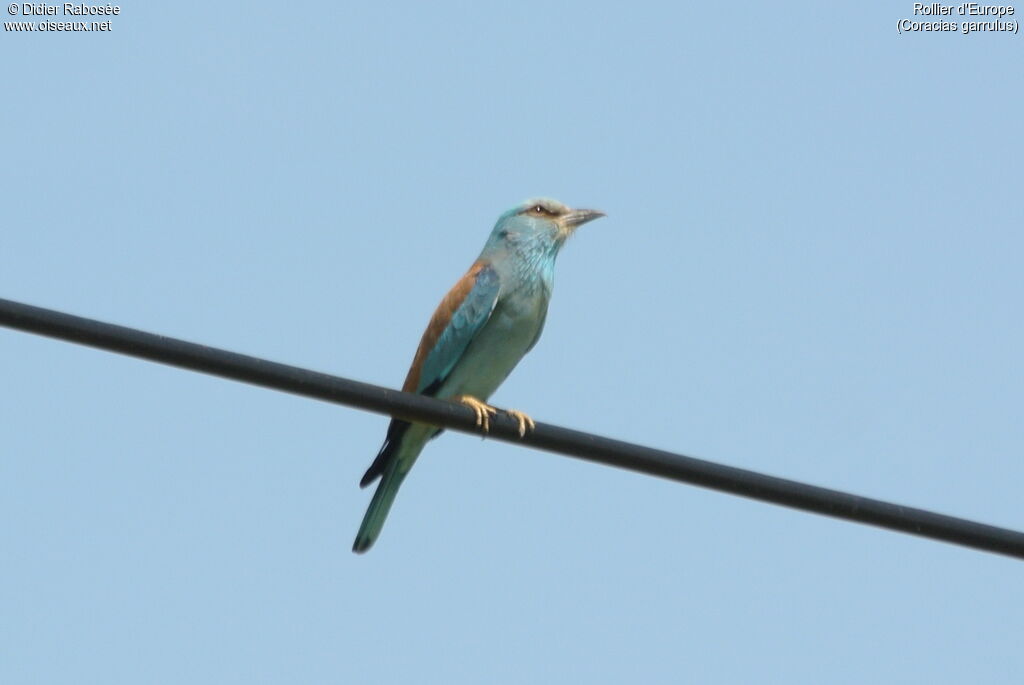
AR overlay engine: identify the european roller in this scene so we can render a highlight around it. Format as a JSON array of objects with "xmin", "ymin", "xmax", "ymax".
[{"xmin": 353, "ymin": 198, "xmax": 605, "ymax": 553}]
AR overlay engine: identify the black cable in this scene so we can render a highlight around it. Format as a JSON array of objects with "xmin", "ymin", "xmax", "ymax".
[{"xmin": 2, "ymin": 296, "xmax": 1022, "ymax": 560}]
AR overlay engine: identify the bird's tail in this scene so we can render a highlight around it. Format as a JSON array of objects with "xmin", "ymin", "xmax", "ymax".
[{"xmin": 352, "ymin": 460, "xmax": 409, "ymax": 554}]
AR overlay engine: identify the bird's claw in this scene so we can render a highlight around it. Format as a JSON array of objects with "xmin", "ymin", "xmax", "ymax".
[
  {"xmin": 504, "ymin": 409, "xmax": 536, "ymax": 438},
  {"xmin": 455, "ymin": 395, "xmax": 498, "ymax": 433},
  {"xmin": 454, "ymin": 397, "xmax": 534, "ymax": 437},
  {"xmin": 454, "ymin": 396, "xmax": 535, "ymax": 437}
]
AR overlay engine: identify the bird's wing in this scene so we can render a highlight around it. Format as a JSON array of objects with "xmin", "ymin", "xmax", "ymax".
[
  {"xmin": 359, "ymin": 260, "xmax": 500, "ymax": 489},
  {"xmin": 402, "ymin": 259, "xmax": 501, "ymax": 395}
]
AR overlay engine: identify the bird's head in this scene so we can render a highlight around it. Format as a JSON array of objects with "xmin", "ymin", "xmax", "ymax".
[{"xmin": 484, "ymin": 198, "xmax": 605, "ymax": 254}]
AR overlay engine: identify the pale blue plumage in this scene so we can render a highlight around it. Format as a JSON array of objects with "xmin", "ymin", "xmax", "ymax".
[
  {"xmin": 353, "ymin": 198, "xmax": 604, "ymax": 552},
  {"xmin": 415, "ymin": 264, "xmax": 500, "ymax": 395}
]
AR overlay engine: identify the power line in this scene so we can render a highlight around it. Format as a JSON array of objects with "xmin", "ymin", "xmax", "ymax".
[{"xmin": 2, "ymin": 295, "xmax": 1022, "ymax": 560}]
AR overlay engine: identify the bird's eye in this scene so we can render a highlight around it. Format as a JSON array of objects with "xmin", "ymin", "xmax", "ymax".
[{"xmin": 533, "ymin": 205, "xmax": 545, "ymax": 214}]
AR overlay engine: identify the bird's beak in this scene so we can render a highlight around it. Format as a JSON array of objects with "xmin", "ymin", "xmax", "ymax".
[{"xmin": 562, "ymin": 208, "xmax": 606, "ymax": 229}]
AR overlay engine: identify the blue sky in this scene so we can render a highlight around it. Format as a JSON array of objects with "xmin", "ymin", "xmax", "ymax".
[{"xmin": 2, "ymin": 2, "xmax": 1022, "ymax": 683}]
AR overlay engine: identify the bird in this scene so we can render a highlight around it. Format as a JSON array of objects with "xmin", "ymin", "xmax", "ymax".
[{"xmin": 353, "ymin": 197, "xmax": 605, "ymax": 553}]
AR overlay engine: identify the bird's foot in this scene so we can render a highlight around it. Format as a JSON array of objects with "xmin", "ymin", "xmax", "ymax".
[
  {"xmin": 454, "ymin": 395, "xmax": 498, "ymax": 433},
  {"xmin": 504, "ymin": 409, "xmax": 536, "ymax": 438}
]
